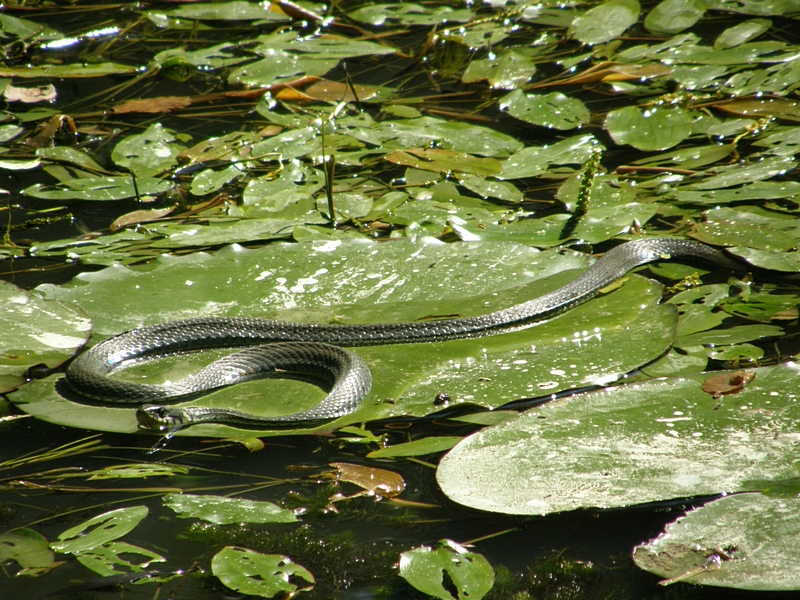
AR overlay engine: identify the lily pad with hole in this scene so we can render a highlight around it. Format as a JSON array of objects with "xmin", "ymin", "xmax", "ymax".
[
  {"xmin": 399, "ymin": 539, "xmax": 494, "ymax": 600},
  {"xmin": 51, "ymin": 506, "xmax": 149, "ymax": 555},
  {"xmin": 212, "ymin": 547, "xmax": 314, "ymax": 598}
]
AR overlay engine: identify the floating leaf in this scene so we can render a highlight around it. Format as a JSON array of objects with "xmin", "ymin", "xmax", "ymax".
[
  {"xmin": 86, "ymin": 463, "xmax": 189, "ymax": 480},
  {"xmin": 399, "ymin": 539, "xmax": 494, "ymax": 600},
  {"xmin": 16, "ymin": 240, "xmax": 687, "ymax": 436},
  {"xmin": 0, "ymin": 529, "xmax": 54, "ymax": 575},
  {"xmin": 673, "ymin": 181, "xmax": 800, "ymax": 204},
  {"xmin": 437, "ymin": 362, "xmax": 800, "ymax": 515},
  {"xmin": 0, "ymin": 280, "xmax": 90, "ymax": 394},
  {"xmin": 74, "ymin": 541, "xmax": 165, "ymax": 577},
  {"xmin": 714, "ymin": 19, "xmax": 772, "ymax": 49},
  {"xmin": 23, "ymin": 176, "xmax": 173, "ymax": 201},
  {"xmin": 111, "ymin": 123, "xmax": 186, "ymax": 177},
  {"xmin": 714, "ymin": 98, "xmax": 800, "ymax": 122},
  {"xmin": 605, "ymin": 107, "xmax": 693, "ymax": 151},
  {"xmin": 385, "ymin": 148, "xmax": 502, "ymax": 176},
  {"xmin": 568, "ymin": 0, "xmax": 641, "ymax": 45},
  {"xmin": 163, "ymin": 493, "xmax": 298, "ymax": 524},
  {"xmin": 499, "ymin": 90, "xmax": 590, "ymax": 130},
  {"xmin": 0, "ymin": 63, "xmax": 137, "ymax": 78},
  {"xmin": 462, "ymin": 51, "xmax": 537, "ymax": 89},
  {"xmin": 190, "ymin": 163, "xmax": 247, "ymax": 196},
  {"xmin": 634, "ymin": 493, "xmax": 800, "ymax": 590},
  {"xmin": 645, "ymin": 0, "xmax": 706, "ymax": 34},
  {"xmin": 51, "ymin": 506, "xmax": 149, "ymax": 554},
  {"xmin": 349, "ymin": 3, "xmax": 473, "ymax": 26},
  {"xmin": 498, "ymin": 134, "xmax": 601, "ymax": 179},
  {"xmin": 157, "ymin": 1, "xmax": 288, "ymax": 20},
  {"xmin": 212, "ymin": 547, "xmax": 314, "ymax": 598},
  {"xmin": 689, "ymin": 156, "xmax": 798, "ymax": 190},
  {"xmin": 367, "ymin": 437, "xmax": 462, "ymax": 458}
]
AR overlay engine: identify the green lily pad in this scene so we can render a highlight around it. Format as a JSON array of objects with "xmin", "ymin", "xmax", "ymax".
[
  {"xmin": 163, "ymin": 493, "xmax": 298, "ymax": 524},
  {"xmin": 212, "ymin": 547, "xmax": 314, "ymax": 598},
  {"xmin": 22, "ymin": 176, "xmax": 173, "ymax": 201},
  {"xmin": 0, "ymin": 124, "xmax": 24, "ymax": 143},
  {"xmin": 634, "ymin": 493, "xmax": 800, "ymax": 590},
  {"xmin": 437, "ymin": 361, "xmax": 800, "ymax": 515},
  {"xmin": 459, "ymin": 176, "xmax": 523, "ymax": 202},
  {"xmin": 158, "ymin": 1, "xmax": 289, "ymax": 20},
  {"xmin": 644, "ymin": 0, "xmax": 706, "ymax": 34},
  {"xmin": 367, "ymin": 436, "xmax": 462, "ymax": 459},
  {"xmin": 673, "ymin": 181, "xmax": 800, "ymax": 204},
  {"xmin": 190, "ymin": 163, "xmax": 247, "ymax": 196},
  {"xmin": 12, "ymin": 238, "xmax": 691, "ymax": 436},
  {"xmin": 605, "ymin": 107, "xmax": 693, "ymax": 151},
  {"xmin": 714, "ymin": 19, "xmax": 772, "ymax": 49},
  {"xmin": 111, "ymin": 123, "xmax": 187, "ymax": 178},
  {"xmin": 345, "ymin": 116, "xmax": 523, "ymax": 158},
  {"xmin": 74, "ymin": 541, "xmax": 165, "ymax": 577},
  {"xmin": 399, "ymin": 539, "xmax": 494, "ymax": 600},
  {"xmin": 349, "ymin": 3, "xmax": 473, "ymax": 26},
  {"xmin": 462, "ymin": 51, "xmax": 537, "ymax": 89},
  {"xmin": 84, "ymin": 463, "xmax": 189, "ymax": 480},
  {"xmin": 688, "ymin": 156, "xmax": 797, "ymax": 190},
  {"xmin": 498, "ymin": 134, "xmax": 601, "ymax": 180},
  {"xmin": 499, "ymin": 90, "xmax": 590, "ymax": 130},
  {"xmin": 0, "ymin": 63, "xmax": 137, "ymax": 78},
  {"xmin": 0, "ymin": 280, "xmax": 90, "ymax": 394},
  {"xmin": 689, "ymin": 219, "xmax": 796, "ymax": 251},
  {"xmin": 0, "ymin": 529, "xmax": 54, "ymax": 575},
  {"xmin": 51, "ymin": 506, "xmax": 149, "ymax": 554},
  {"xmin": 568, "ymin": 0, "xmax": 641, "ymax": 45}
]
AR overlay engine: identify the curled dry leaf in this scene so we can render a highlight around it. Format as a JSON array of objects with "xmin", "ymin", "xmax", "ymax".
[
  {"xmin": 112, "ymin": 96, "xmax": 193, "ymax": 114},
  {"xmin": 329, "ymin": 462, "xmax": 405, "ymax": 498},
  {"xmin": 530, "ymin": 61, "xmax": 673, "ymax": 88},
  {"xmin": 701, "ymin": 371, "xmax": 756, "ymax": 399}
]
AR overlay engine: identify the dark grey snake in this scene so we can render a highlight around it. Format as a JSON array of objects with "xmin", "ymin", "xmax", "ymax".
[{"xmin": 65, "ymin": 238, "xmax": 741, "ymax": 433}]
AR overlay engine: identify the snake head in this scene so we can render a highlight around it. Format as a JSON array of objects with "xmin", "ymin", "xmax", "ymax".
[{"xmin": 136, "ymin": 404, "xmax": 186, "ymax": 433}]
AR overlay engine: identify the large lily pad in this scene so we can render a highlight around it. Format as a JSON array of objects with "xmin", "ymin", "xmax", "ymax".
[
  {"xmin": 437, "ymin": 361, "xmax": 800, "ymax": 515},
  {"xmin": 634, "ymin": 493, "xmax": 800, "ymax": 590},
  {"xmin": 0, "ymin": 280, "xmax": 90, "ymax": 394},
  {"xmin": 11, "ymin": 238, "xmax": 691, "ymax": 436}
]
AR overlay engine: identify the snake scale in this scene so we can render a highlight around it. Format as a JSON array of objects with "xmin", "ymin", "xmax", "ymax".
[{"xmin": 65, "ymin": 238, "xmax": 742, "ymax": 433}]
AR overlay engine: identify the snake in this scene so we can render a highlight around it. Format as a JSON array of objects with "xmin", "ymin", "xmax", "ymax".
[{"xmin": 65, "ymin": 238, "xmax": 742, "ymax": 433}]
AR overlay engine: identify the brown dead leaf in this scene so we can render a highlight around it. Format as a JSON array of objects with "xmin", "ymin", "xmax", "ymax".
[
  {"xmin": 701, "ymin": 371, "xmax": 756, "ymax": 399},
  {"xmin": 110, "ymin": 206, "xmax": 175, "ymax": 232},
  {"xmin": 303, "ymin": 80, "xmax": 383, "ymax": 102},
  {"xmin": 712, "ymin": 98, "xmax": 800, "ymax": 122},
  {"xmin": 530, "ymin": 62, "xmax": 673, "ymax": 89},
  {"xmin": 273, "ymin": 0, "xmax": 324, "ymax": 21},
  {"xmin": 273, "ymin": 87, "xmax": 316, "ymax": 103},
  {"xmin": 112, "ymin": 96, "xmax": 193, "ymax": 114},
  {"xmin": 330, "ymin": 462, "xmax": 405, "ymax": 498}
]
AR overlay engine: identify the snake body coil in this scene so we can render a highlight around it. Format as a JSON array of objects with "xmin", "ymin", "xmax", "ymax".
[{"xmin": 65, "ymin": 238, "xmax": 741, "ymax": 432}]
